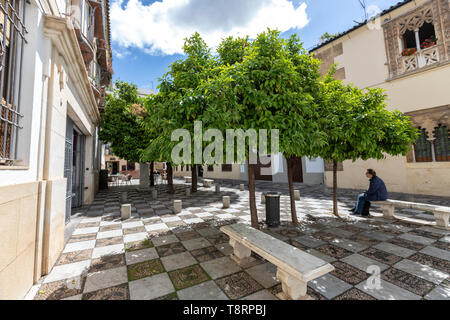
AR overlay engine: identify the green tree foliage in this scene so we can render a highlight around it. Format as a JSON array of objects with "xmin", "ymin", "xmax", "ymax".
[{"xmin": 316, "ymin": 67, "xmax": 419, "ymax": 216}]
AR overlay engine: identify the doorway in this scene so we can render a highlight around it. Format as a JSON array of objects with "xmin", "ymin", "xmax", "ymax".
[{"xmin": 254, "ymin": 156, "xmax": 272, "ymax": 181}]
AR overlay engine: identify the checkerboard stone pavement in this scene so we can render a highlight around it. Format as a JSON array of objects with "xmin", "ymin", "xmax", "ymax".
[{"xmin": 27, "ymin": 179, "xmax": 450, "ymax": 300}]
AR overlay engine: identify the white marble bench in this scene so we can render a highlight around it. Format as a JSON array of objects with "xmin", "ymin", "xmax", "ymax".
[
  {"xmin": 184, "ymin": 176, "xmax": 192, "ymax": 183},
  {"xmin": 202, "ymin": 179, "xmax": 214, "ymax": 188},
  {"xmin": 372, "ymin": 200, "xmax": 450, "ymax": 230},
  {"xmin": 220, "ymin": 223, "xmax": 334, "ymax": 300}
]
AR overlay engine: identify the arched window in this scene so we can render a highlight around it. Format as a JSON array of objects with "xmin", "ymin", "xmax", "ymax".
[
  {"xmin": 414, "ymin": 128, "xmax": 433, "ymax": 162},
  {"xmin": 419, "ymin": 22, "xmax": 437, "ymax": 49},
  {"xmin": 434, "ymin": 125, "xmax": 450, "ymax": 162}
]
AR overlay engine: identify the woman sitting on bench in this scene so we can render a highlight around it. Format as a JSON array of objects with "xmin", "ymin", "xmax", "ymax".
[{"xmin": 350, "ymin": 169, "xmax": 388, "ymax": 216}]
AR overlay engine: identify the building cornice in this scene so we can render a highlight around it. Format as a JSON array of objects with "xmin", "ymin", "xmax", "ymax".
[{"xmin": 43, "ymin": 15, "xmax": 100, "ymax": 124}]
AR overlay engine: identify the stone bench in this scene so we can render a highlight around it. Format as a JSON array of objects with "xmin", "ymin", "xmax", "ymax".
[
  {"xmin": 202, "ymin": 179, "xmax": 214, "ymax": 188},
  {"xmin": 220, "ymin": 223, "xmax": 334, "ymax": 300},
  {"xmin": 184, "ymin": 176, "xmax": 192, "ymax": 183},
  {"xmin": 372, "ymin": 200, "xmax": 450, "ymax": 230}
]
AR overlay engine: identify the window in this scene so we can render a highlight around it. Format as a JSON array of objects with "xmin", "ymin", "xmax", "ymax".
[
  {"xmin": 434, "ymin": 125, "xmax": 450, "ymax": 162},
  {"xmin": 403, "ymin": 30, "xmax": 416, "ymax": 49},
  {"xmin": 0, "ymin": 0, "xmax": 26, "ymax": 164},
  {"xmin": 207, "ymin": 165, "xmax": 214, "ymax": 172},
  {"xmin": 418, "ymin": 22, "xmax": 436, "ymax": 48},
  {"xmin": 414, "ymin": 129, "xmax": 433, "ymax": 162},
  {"xmin": 221, "ymin": 164, "xmax": 232, "ymax": 172},
  {"xmin": 181, "ymin": 165, "xmax": 184, "ymax": 171},
  {"xmin": 402, "ymin": 22, "xmax": 436, "ymax": 53},
  {"xmin": 121, "ymin": 165, "xmax": 126, "ymax": 171},
  {"xmin": 127, "ymin": 162, "xmax": 135, "ymax": 171}
]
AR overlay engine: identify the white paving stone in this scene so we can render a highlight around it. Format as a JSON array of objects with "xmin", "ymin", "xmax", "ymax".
[
  {"xmin": 394, "ymin": 259, "xmax": 448, "ymax": 285},
  {"xmin": 145, "ymin": 223, "xmax": 169, "ymax": 232},
  {"xmin": 161, "ymin": 216, "xmax": 182, "ymax": 223},
  {"xmin": 92, "ymin": 244, "xmax": 124, "ymax": 259},
  {"xmin": 72, "ymin": 227, "xmax": 99, "ymax": 235},
  {"xmin": 373, "ymin": 242, "xmax": 415, "ymax": 258},
  {"xmin": 177, "ymin": 281, "xmax": 229, "ymax": 300},
  {"xmin": 356, "ymin": 280, "xmax": 421, "ymax": 300},
  {"xmin": 124, "ymin": 232, "xmax": 148, "ymax": 244},
  {"xmin": 152, "ymin": 234, "xmax": 179, "ymax": 247},
  {"xmin": 398, "ymin": 233, "xmax": 435, "ymax": 245},
  {"xmin": 43, "ymin": 260, "xmax": 91, "ymax": 283},
  {"xmin": 425, "ymin": 285, "xmax": 450, "ymax": 300},
  {"xmin": 97, "ymin": 229, "xmax": 123, "ymax": 239},
  {"xmin": 341, "ymin": 254, "xmax": 389, "ymax": 272},
  {"xmin": 63, "ymin": 240, "xmax": 96, "ymax": 253},
  {"xmin": 122, "ymin": 221, "xmax": 144, "ymax": 229},
  {"xmin": 420, "ymin": 246, "xmax": 450, "ymax": 262},
  {"xmin": 129, "ymin": 273, "xmax": 175, "ymax": 300}
]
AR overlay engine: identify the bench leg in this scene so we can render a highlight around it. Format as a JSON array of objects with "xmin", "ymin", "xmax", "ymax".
[
  {"xmin": 276, "ymin": 269, "xmax": 310, "ymax": 300},
  {"xmin": 229, "ymin": 239, "xmax": 254, "ymax": 267},
  {"xmin": 434, "ymin": 212, "xmax": 449, "ymax": 230},
  {"xmin": 381, "ymin": 204, "xmax": 395, "ymax": 219}
]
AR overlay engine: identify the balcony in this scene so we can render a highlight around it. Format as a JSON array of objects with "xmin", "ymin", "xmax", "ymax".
[
  {"xmin": 88, "ymin": 60, "xmax": 101, "ymax": 92},
  {"xmin": 400, "ymin": 44, "xmax": 441, "ymax": 73}
]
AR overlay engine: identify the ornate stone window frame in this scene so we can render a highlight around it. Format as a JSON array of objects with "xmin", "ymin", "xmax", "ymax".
[{"xmin": 383, "ymin": 0, "xmax": 449, "ymax": 79}]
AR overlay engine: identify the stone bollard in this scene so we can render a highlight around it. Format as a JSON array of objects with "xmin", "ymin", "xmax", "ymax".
[
  {"xmin": 174, "ymin": 200, "xmax": 182, "ymax": 214},
  {"xmin": 240, "ymin": 184, "xmax": 245, "ymax": 191},
  {"xmin": 121, "ymin": 192, "xmax": 127, "ymax": 202},
  {"xmin": 121, "ymin": 204, "xmax": 131, "ymax": 220},
  {"xmin": 261, "ymin": 194, "xmax": 265, "ymax": 204},
  {"xmin": 223, "ymin": 196, "xmax": 230, "ymax": 209},
  {"xmin": 294, "ymin": 190, "xmax": 301, "ymax": 201},
  {"xmin": 152, "ymin": 190, "xmax": 157, "ymax": 200},
  {"xmin": 186, "ymin": 188, "xmax": 191, "ymax": 197},
  {"xmin": 215, "ymin": 184, "xmax": 220, "ymax": 193}
]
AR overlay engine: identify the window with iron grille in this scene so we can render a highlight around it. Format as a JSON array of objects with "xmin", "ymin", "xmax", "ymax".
[
  {"xmin": 0, "ymin": 0, "xmax": 27, "ymax": 165},
  {"xmin": 434, "ymin": 125, "xmax": 450, "ymax": 162},
  {"xmin": 414, "ymin": 128, "xmax": 433, "ymax": 162},
  {"xmin": 221, "ymin": 164, "xmax": 232, "ymax": 172}
]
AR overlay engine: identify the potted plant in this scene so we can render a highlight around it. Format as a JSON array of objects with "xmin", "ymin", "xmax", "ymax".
[
  {"xmin": 401, "ymin": 48, "xmax": 417, "ymax": 56},
  {"xmin": 421, "ymin": 37, "xmax": 437, "ymax": 49}
]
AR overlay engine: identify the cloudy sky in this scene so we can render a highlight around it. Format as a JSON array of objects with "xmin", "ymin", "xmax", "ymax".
[{"xmin": 111, "ymin": 0, "xmax": 401, "ymax": 89}]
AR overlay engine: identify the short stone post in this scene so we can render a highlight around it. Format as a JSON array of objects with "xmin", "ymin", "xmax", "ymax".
[
  {"xmin": 240, "ymin": 184, "xmax": 245, "ymax": 191},
  {"xmin": 121, "ymin": 204, "xmax": 131, "ymax": 220},
  {"xmin": 185, "ymin": 188, "xmax": 191, "ymax": 197},
  {"xmin": 223, "ymin": 196, "xmax": 230, "ymax": 209},
  {"xmin": 215, "ymin": 184, "xmax": 220, "ymax": 193},
  {"xmin": 294, "ymin": 190, "xmax": 300, "ymax": 201},
  {"xmin": 174, "ymin": 200, "xmax": 182, "ymax": 214},
  {"xmin": 152, "ymin": 189, "xmax": 157, "ymax": 200},
  {"xmin": 121, "ymin": 192, "xmax": 127, "ymax": 202},
  {"xmin": 261, "ymin": 194, "xmax": 265, "ymax": 204}
]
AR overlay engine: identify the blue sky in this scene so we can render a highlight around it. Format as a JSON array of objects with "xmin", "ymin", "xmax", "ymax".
[{"xmin": 111, "ymin": 0, "xmax": 402, "ymax": 90}]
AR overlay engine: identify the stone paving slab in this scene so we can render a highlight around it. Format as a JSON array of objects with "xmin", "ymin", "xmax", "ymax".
[{"xmin": 31, "ymin": 180, "xmax": 450, "ymax": 300}]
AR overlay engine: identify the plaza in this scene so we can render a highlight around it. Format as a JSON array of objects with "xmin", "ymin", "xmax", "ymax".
[{"xmin": 27, "ymin": 179, "xmax": 450, "ymax": 300}]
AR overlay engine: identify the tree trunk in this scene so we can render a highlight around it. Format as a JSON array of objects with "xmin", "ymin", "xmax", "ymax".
[
  {"xmin": 248, "ymin": 164, "xmax": 259, "ymax": 230},
  {"xmin": 333, "ymin": 160, "xmax": 339, "ymax": 217},
  {"xmin": 167, "ymin": 162, "xmax": 174, "ymax": 194},
  {"xmin": 150, "ymin": 161, "xmax": 155, "ymax": 187},
  {"xmin": 286, "ymin": 156, "xmax": 299, "ymax": 225},
  {"xmin": 191, "ymin": 164, "xmax": 198, "ymax": 193}
]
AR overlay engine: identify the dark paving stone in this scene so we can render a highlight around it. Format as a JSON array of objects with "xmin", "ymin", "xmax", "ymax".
[
  {"xmin": 333, "ymin": 288, "xmax": 376, "ymax": 300},
  {"xmin": 154, "ymin": 292, "xmax": 179, "ymax": 300},
  {"xmin": 284, "ymin": 239, "xmax": 308, "ymax": 251},
  {"xmin": 190, "ymin": 246, "xmax": 224, "ymax": 263},
  {"xmin": 409, "ymin": 229, "xmax": 443, "ymax": 240},
  {"xmin": 34, "ymin": 278, "xmax": 86, "ymax": 300},
  {"xmin": 176, "ymin": 230, "xmax": 202, "ymax": 241},
  {"xmin": 215, "ymin": 271, "xmax": 263, "ymax": 299},
  {"xmin": 388, "ymin": 238, "xmax": 425, "ymax": 251},
  {"xmin": 272, "ymin": 228, "xmax": 305, "ymax": 238},
  {"xmin": 432, "ymin": 241, "xmax": 450, "ymax": 251},
  {"xmin": 56, "ymin": 249, "xmax": 92, "ymax": 266},
  {"xmin": 312, "ymin": 231, "xmax": 338, "ymax": 242},
  {"xmin": 409, "ymin": 253, "xmax": 450, "ymax": 274},
  {"xmin": 123, "ymin": 226, "xmax": 146, "ymax": 235},
  {"xmin": 77, "ymin": 222, "xmax": 100, "ymax": 228},
  {"xmin": 82, "ymin": 283, "xmax": 129, "ymax": 300},
  {"xmin": 96, "ymin": 236, "xmax": 123, "ymax": 248},
  {"xmin": 316, "ymin": 244, "xmax": 353, "ymax": 259},
  {"xmin": 127, "ymin": 259, "xmax": 165, "ymax": 281},
  {"xmin": 338, "ymin": 224, "xmax": 366, "ymax": 234},
  {"xmin": 68, "ymin": 233, "xmax": 97, "ymax": 243},
  {"xmin": 168, "ymin": 265, "xmax": 210, "ymax": 290},
  {"xmin": 205, "ymin": 233, "xmax": 230, "ymax": 245},
  {"xmin": 89, "ymin": 254, "xmax": 126, "ymax": 273},
  {"xmin": 156, "ymin": 242, "xmax": 186, "ymax": 257},
  {"xmin": 124, "ymin": 239, "xmax": 154, "ymax": 252},
  {"xmin": 331, "ymin": 261, "xmax": 369, "ymax": 285},
  {"xmin": 381, "ymin": 268, "xmax": 435, "ymax": 296},
  {"xmin": 392, "ymin": 221, "xmax": 422, "ymax": 229},
  {"xmin": 347, "ymin": 234, "xmax": 381, "ymax": 247},
  {"xmin": 360, "ymin": 247, "xmax": 403, "ymax": 265},
  {"xmin": 99, "ymin": 224, "xmax": 122, "ymax": 232}
]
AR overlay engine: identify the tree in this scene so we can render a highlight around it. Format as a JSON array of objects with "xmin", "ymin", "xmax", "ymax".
[
  {"xmin": 99, "ymin": 81, "xmax": 155, "ymax": 187},
  {"xmin": 319, "ymin": 32, "xmax": 338, "ymax": 44},
  {"xmin": 315, "ymin": 67, "xmax": 418, "ymax": 216}
]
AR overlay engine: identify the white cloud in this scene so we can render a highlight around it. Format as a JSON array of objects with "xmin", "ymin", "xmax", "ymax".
[{"xmin": 111, "ymin": 0, "xmax": 309, "ymax": 55}]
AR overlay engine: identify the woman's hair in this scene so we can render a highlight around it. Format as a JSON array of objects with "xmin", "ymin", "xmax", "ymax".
[{"xmin": 367, "ymin": 169, "xmax": 376, "ymax": 176}]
